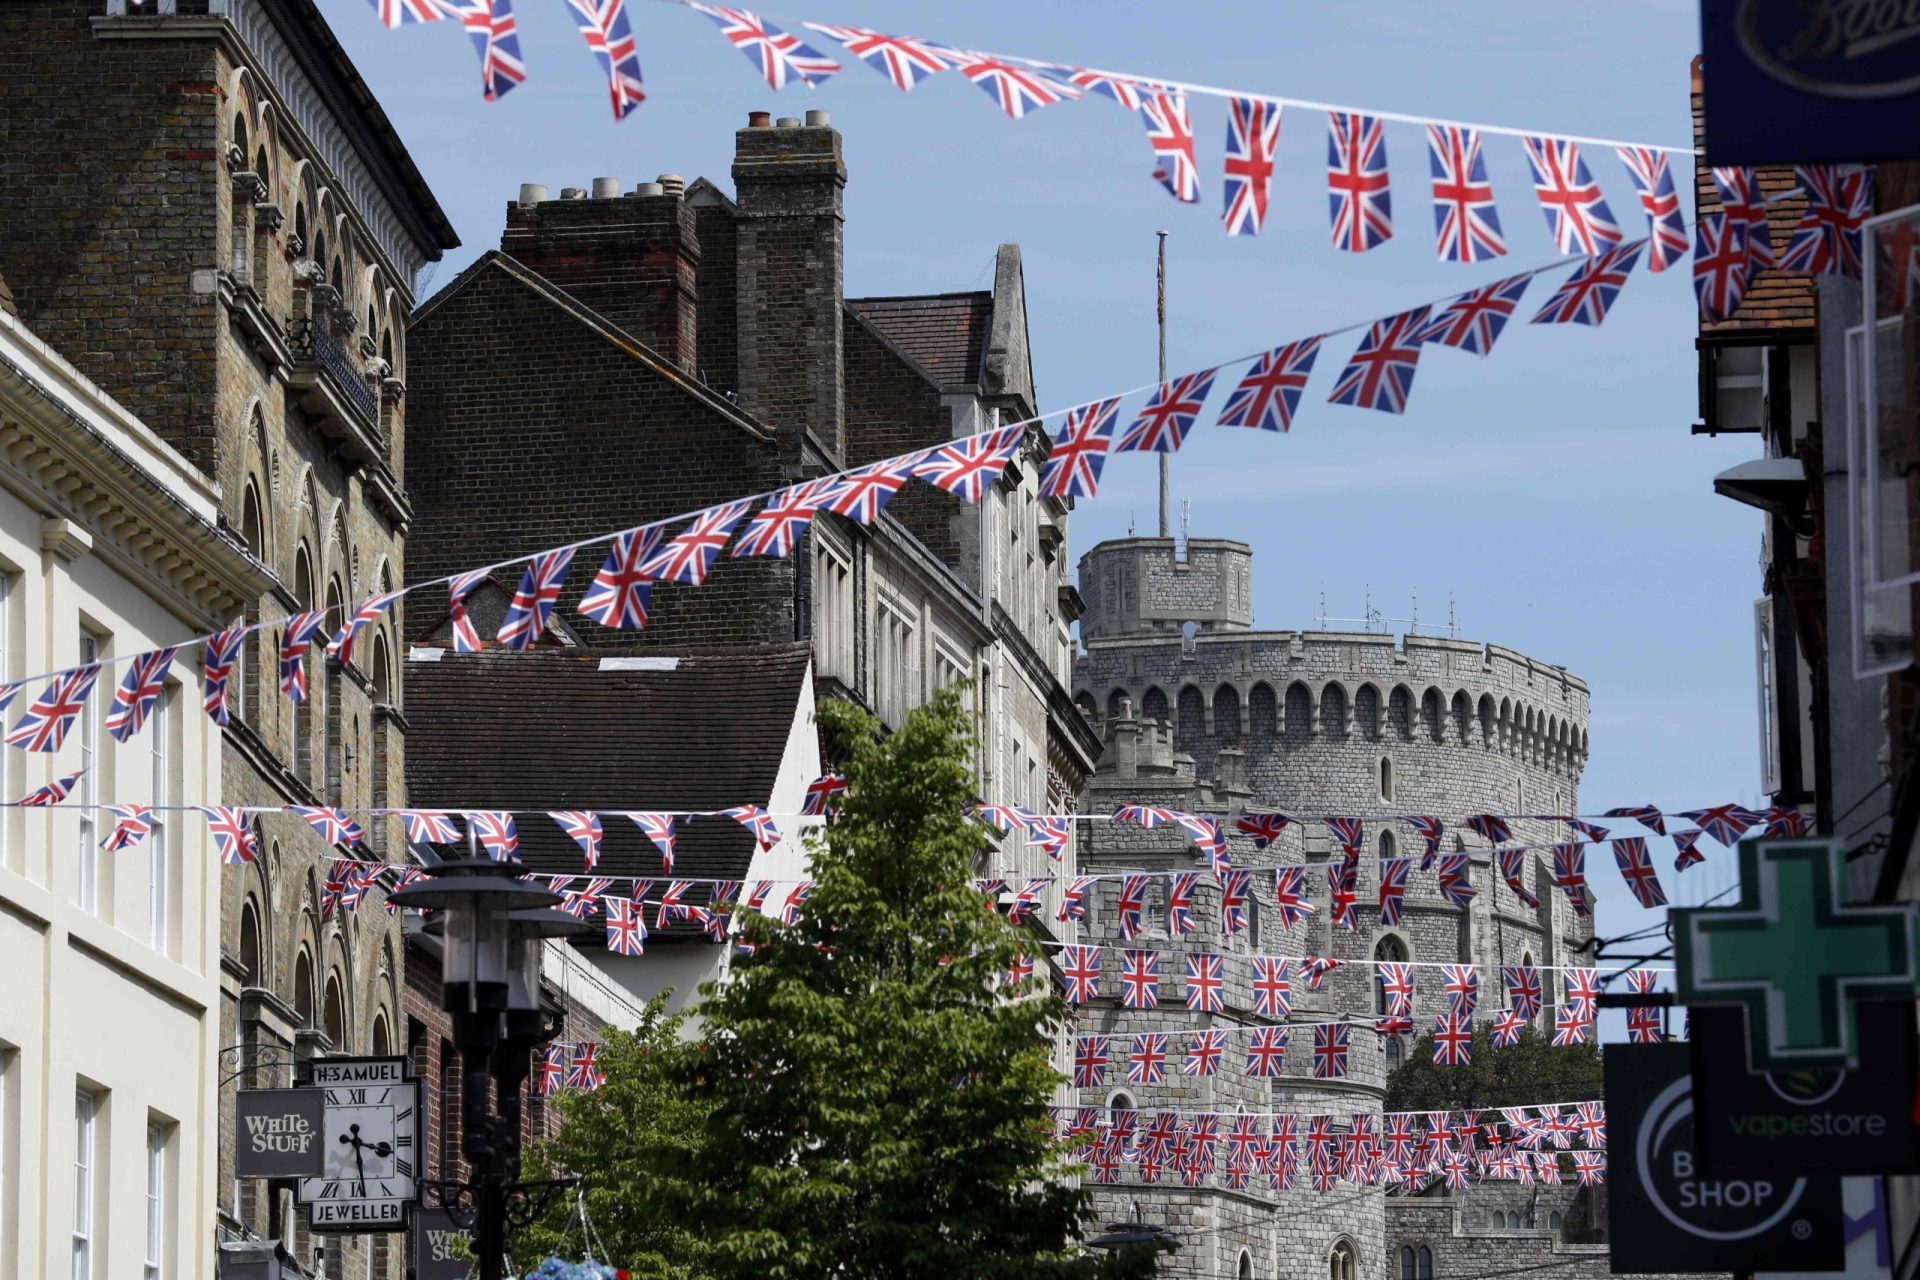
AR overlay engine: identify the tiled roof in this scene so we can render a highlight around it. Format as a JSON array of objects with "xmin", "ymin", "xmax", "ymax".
[
  {"xmin": 403, "ymin": 645, "xmax": 811, "ymax": 932},
  {"xmin": 1691, "ymin": 67, "xmax": 1816, "ymax": 336},
  {"xmin": 848, "ymin": 291, "xmax": 992, "ymax": 385}
]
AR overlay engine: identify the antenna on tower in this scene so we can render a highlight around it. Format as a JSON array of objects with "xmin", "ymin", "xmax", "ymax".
[
  {"xmin": 1127, "ymin": 510, "xmax": 1136, "ymax": 537},
  {"xmin": 1410, "ymin": 590, "xmax": 1419, "ymax": 636},
  {"xmin": 1449, "ymin": 592, "xmax": 1459, "ymax": 639},
  {"xmin": 1178, "ymin": 497, "xmax": 1191, "ymax": 558},
  {"xmin": 1316, "ymin": 586, "xmax": 1326, "ymax": 631}
]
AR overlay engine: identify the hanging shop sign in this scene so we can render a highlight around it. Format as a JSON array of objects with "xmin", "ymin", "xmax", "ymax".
[
  {"xmin": 295, "ymin": 1056, "xmax": 422, "ymax": 1233},
  {"xmin": 234, "ymin": 1088, "xmax": 327, "ymax": 1179},
  {"xmin": 413, "ymin": 1207, "xmax": 473, "ymax": 1280}
]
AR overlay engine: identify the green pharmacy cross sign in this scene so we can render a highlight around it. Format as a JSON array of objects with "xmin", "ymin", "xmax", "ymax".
[{"xmin": 1674, "ymin": 839, "xmax": 1920, "ymax": 1071}]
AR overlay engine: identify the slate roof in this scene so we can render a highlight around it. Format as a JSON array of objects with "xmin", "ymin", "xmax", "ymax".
[
  {"xmin": 404, "ymin": 644, "xmax": 811, "ymax": 935},
  {"xmin": 848, "ymin": 291, "xmax": 993, "ymax": 385}
]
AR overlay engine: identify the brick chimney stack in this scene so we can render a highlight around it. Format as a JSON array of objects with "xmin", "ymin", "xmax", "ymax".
[
  {"xmin": 731, "ymin": 109, "xmax": 846, "ymax": 457},
  {"xmin": 500, "ymin": 178, "xmax": 701, "ymax": 374}
]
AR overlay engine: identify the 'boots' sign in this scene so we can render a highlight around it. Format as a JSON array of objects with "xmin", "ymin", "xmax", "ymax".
[{"xmin": 234, "ymin": 1088, "xmax": 326, "ymax": 1178}]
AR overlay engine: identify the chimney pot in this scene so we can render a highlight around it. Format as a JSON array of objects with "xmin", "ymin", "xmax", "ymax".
[
  {"xmin": 747, "ymin": 110, "xmax": 771, "ymax": 127},
  {"xmin": 590, "ymin": 176, "xmax": 621, "ymax": 199},
  {"xmin": 518, "ymin": 183, "xmax": 549, "ymax": 206},
  {"xmin": 775, "ymin": 116, "xmax": 801, "ymax": 128},
  {"xmin": 632, "ymin": 181, "xmax": 664, "ymax": 197},
  {"xmin": 657, "ymin": 173, "xmax": 685, "ymax": 197},
  {"xmin": 560, "ymin": 187, "xmax": 586, "ymax": 200},
  {"xmin": 804, "ymin": 109, "xmax": 831, "ymax": 127}
]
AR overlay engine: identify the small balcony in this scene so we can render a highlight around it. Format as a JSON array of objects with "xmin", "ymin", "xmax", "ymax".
[{"xmin": 288, "ymin": 287, "xmax": 385, "ymax": 464}]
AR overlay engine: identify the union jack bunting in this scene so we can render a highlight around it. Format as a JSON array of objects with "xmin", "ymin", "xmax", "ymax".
[
  {"xmin": 818, "ymin": 460, "xmax": 913, "ymax": 526},
  {"xmin": 778, "ymin": 881, "xmax": 812, "ymax": 925},
  {"xmin": 1271, "ymin": 865, "xmax": 1313, "ymax": 929},
  {"xmin": 549, "ymin": 810, "xmax": 604, "ymax": 869},
  {"xmin": 1576, "ymin": 1100, "xmax": 1607, "ymax": 1146},
  {"xmin": 103, "ymin": 647, "xmax": 178, "ymax": 744},
  {"xmin": 1780, "ymin": 165, "xmax": 1873, "ymax": 277},
  {"xmin": 1220, "ymin": 868, "xmax": 1252, "ymax": 933},
  {"xmin": 327, "ymin": 591, "xmax": 403, "ymax": 666},
  {"xmin": 1550, "ymin": 843, "xmax": 1589, "ymax": 916},
  {"xmin": 1502, "ymin": 962, "xmax": 1542, "ymax": 1019},
  {"xmin": 1415, "ymin": 274, "xmax": 1532, "ymax": 357},
  {"xmin": 1615, "ymin": 147, "xmax": 1688, "ymax": 271},
  {"xmin": 1523, "ymin": 136, "xmax": 1622, "ymax": 256},
  {"xmin": 1672, "ymin": 828, "xmax": 1706, "ymax": 871},
  {"xmin": 538, "ymin": 1043, "xmax": 569, "ymax": 1095},
  {"xmin": 1057, "ymin": 876, "xmax": 1093, "ymax": 922},
  {"xmin": 1327, "ymin": 112, "xmax": 1392, "ymax": 252},
  {"xmin": 1120, "ymin": 948, "xmax": 1160, "ymax": 1008},
  {"xmin": 1611, "ymin": 837, "xmax": 1668, "ymax": 908},
  {"xmin": 605, "ymin": 896, "xmax": 647, "ymax": 955},
  {"xmin": 1552, "ymin": 1005, "xmax": 1591, "ymax": 1046},
  {"xmin": 1176, "ymin": 814, "xmax": 1228, "ymax": 874},
  {"xmin": 1312, "ymin": 1024, "xmax": 1351, "ymax": 1079},
  {"xmin": 1711, "ymin": 166, "xmax": 1777, "ymax": 275},
  {"xmin": 322, "ymin": 859, "xmax": 373, "ymax": 917},
  {"xmin": 911, "ymin": 424, "xmax": 1024, "ymax": 503},
  {"xmin": 438, "ymin": 0, "xmax": 526, "ymax": 101},
  {"xmin": 1627, "ymin": 1006, "xmax": 1663, "ymax": 1045},
  {"xmin": 1442, "ymin": 963, "xmax": 1479, "ymax": 1017},
  {"xmin": 1324, "ymin": 816, "xmax": 1365, "ymax": 860},
  {"xmin": 800, "ymin": 24, "xmax": 950, "ymax": 90},
  {"xmin": 6, "ymin": 665, "xmax": 102, "ymax": 753},
  {"xmin": 1115, "ymin": 369, "xmax": 1220, "ymax": 454},
  {"xmin": 1061, "ymin": 944, "xmax": 1101, "ymax": 1003},
  {"xmin": 1534, "ymin": 240, "xmax": 1645, "ymax": 326},
  {"xmin": 1252, "ymin": 956, "xmax": 1292, "ymax": 1018},
  {"xmin": 1328, "ymin": 307, "xmax": 1429, "ymax": 414},
  {"xmin": 101, "ymin": 803, "xmax": 153, "ymax": 852},
  {"xmin": 721, "ymin": 803, "xmax": 780, "ymax": 851},
  {"xmin": 1379, "ymin": 961, "xmax": 1415, "ymax": 1015},
  {"xmin": 1497, "ymin": 847, "xmax": 1541, "ymax": 908},
  {"xmin": 946, "ymin": 52, "xmax": 1080, "ymax": 119},
  {"xmin": 975, "ymin": 803, "xmax": 1031, "ymax": 834},
  {"xmin": 1758, "ymin": 804, "xmax": 1809, "ymax": 837},
  {"xmin": 1465, "ymin": 813, "xmax": 1513, "ymax": 845},
  {"xmin": 446, "ymin": 569, "xmax": 490, "ymax": 653},
  {"xmin": 1183, "ymin": 1029, "xmax": 1226, "ymax": 1078},
  {"xmin": 18, "ymin": 769, "xmax": 83, "ymax": 807},
  {"xmin": 1185, "ymin": 952, "xmax": 1225, "ymax": 1013},
  {"xmin": 1222, "ymin": 97, "xmax": 1282, "ymax": 236},
  {"xmin": 1563, "ymin": 968, "xmax": 1600, "ymax": 1019},
  {"xmin": 467, "ymin": 811, "xmax": 520, "ymax": 860},
  {"xmin": 1489, "ymin": 1008, "xmax": 1524, "ymax": 1049},
  {"xmin": 1035, "ymin": 64, "xmax": 1162, "ymax": 110},
  {"xmin": 1405, "ymin": 815, "xmax": 1446, "ymax": 866},
  {"xmin": 202, "ymin": 806, "xmax": 259, "ymax": 864},
  {"xmin": 1432, "ymin": 1007, "xmax": 1474, "ymax": 1065},
  {"xmin": 1378, "ymin": 856, "xmax": 1411, "ymax": 925},
  {"xmin": 275, "ymin": 612, "xmax": 327, "ymax": 702},
  {"xmin": 290, "ymin": 806, "xmax": 366, "ymax": 849},
  {"xmin": 1566, "ymin": 818, "xmax": 1611, "ymax": 844},
  {"xmin": 1127, "ymin": 1032, "xmax": 1168, "ymax": 1085},
  {"xmin": 687, "ymin": 5, "xmax": 838, "ymax": 89},
  {"xmin": 801, "ymin": 772, "xmax": 848, "ymax": 817},
  {"xmin": 651, "ymin": 879, "xmax": 696, "ymax": 926},
  {"xmin": 564, "ymin": 0, "xmax": 646, "ymax": 119},
  {"xmin": 1218, "ymin": 337, "xmax": 1321, "ymax": 433},
  {"xmin": 578, "ymin": 527, "xmax": 663, "ymax": 629},
  {"xmin": 369, "ymin": 0, "xmax": 440, "ymax": 28},
  {"xmin": 1039, "ymin": 398, "xmax": 1123, "ymax": 499},
  {"xmin": 1004, "ymin": 952, "xmax": 1034, "ymax": 987},
  {"xmin": 1677, "ymin": 803, "xmax": 1759, "ymax": 847},
  {"xmin": 1300, "ymin": 956, "xmax": 1343, "ymax": 990},
  {"xmin": 497, "ymin": 549, "xmax": 576, "ymax": 650},
  {"xmin": 1006, "ymin": 877, "xmax": 1046, "ymax": 925},
  {"xmin": 1436, "ymin": 853, "xmax": 1475, "ymax": 906},
  {"xmin": 1426, "ymin": 125, "xmax": 1506, "ymax": 262},
  {"xmin": 567, "ymin": 1040, "xmax": 605, "ymax": 1090},
  {"xmin": 639, "ymin": 501, "xmax": 750, "ymax": 585},
  {"xmin": 1571, "ymin": 1151, "xmax": 1605, "ymax": 1186},
  {"xmin": 1115, "ymin": 874, "xmax": 1149, "ymax": 940},
  {"xmin": 1604, "ymin": 804, "xmax": 1667, "ymax": 835},
  {"xmin": 201, "ymin": 629, "xmax": 245, "ymax": 726},
  {"xmin": 1327, "ymin": 858, "xmax": 1359, "ymax": 930},
  {"xmin": 734, "ymin": 479, "xmax": 829, "ymax": 559},
  {"xmin": 403, "ymin": 810, "xmax": 463, "ymax": 845},
  {"xmin": 1139, "ymin": 91, "xmax": 1199, "ymax": 204},
  {"xmin": 1233, "ymin": 811, "xmax": 1291, "ymax": 849}
]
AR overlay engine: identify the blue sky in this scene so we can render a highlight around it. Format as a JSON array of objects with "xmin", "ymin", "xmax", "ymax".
[{"xmin": 326, "ymin": 0, "xmax": 1757, "ymax": 960}]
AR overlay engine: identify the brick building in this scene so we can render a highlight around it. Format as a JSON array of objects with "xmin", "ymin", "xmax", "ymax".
[{"xmin": 0, "ymin": 3, "xmax": 457, "ymax": 1276}]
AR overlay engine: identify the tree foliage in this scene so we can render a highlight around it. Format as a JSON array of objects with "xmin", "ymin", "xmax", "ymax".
[{"xmin": 1384, "ymin": 1022, "xmax": 1602, "ymax": 1114}]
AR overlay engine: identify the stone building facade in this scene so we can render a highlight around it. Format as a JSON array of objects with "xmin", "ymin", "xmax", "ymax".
[
  {"xmin": 0, "ymin": 3, "xmax": 457, "ymax": 1276},
  {"xmin": 1070, "ymin": 536, "xmax": 1601, "ymax": 1279}
]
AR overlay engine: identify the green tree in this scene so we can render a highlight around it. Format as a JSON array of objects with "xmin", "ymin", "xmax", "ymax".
[
  {"xmin": 660, "ymin": 691, "xmax": 1145, "ymax": 1280},
  {"xmin": 1384, "ymin": 1022, "xmax": 1602, "ymax": 1114}
]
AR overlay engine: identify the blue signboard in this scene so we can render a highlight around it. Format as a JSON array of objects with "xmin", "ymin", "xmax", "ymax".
[{"xmin": 1702, "ymin": 0, "xmax": 1920, "ymax": 163}]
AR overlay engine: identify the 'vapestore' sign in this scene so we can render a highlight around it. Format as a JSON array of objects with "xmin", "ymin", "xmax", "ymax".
[{"xmin": 234, "ymin": 1089, "xmax": 327, "ymax": 1178}]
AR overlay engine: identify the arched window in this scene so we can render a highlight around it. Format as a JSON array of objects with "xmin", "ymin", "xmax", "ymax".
[
  {"xmin": 1107, "ymin": 1090, "xmax": 1134, "ymax": 1114},
  {"xmin": 1549, "ymin": 1212, "xmax": 1563, "ymax": 1234},
  {"xmin": 323, "ymin": 579, "xmax": 344, "ymax": 804},
  {"xmin": 293, "ymin": 550, "xmax": 315, "ymax": 783},
  {"xmin": 1379, "ymin": 757, "xmax": 1393, "ymax": 802},
  {"xmin": 239, "ymin": 482, "xmax": 264, "ymax": 722},
  {"xmin": 370, "ymin": 1012, "xmax": 390, "ymax": 1058},
  {"xmin": 239, "ymin": 902, "xmax": 262, "ymax": 985},
  {"xmin": 1416, "ymin": 1247, "xmax": 1432, "ymax": 1279},
  {"xmin": 370, "ymin": 638, "xmax": 391, "ymax": 854},
  {"xmin": 1400, "ymin": 1247, "xmax": 1415, "ymax": 1280},
  {"xmin": 1374, "ymin": 935, "xmax": 1409, "ymax": 1014},
  {"xmin": 322, "ymin": 972, "xmax": 345, "ymax": 1049},
  {"xmin": 1140, "ymin": 687, "xmax": 1168, "ymax": 723},
  {"xmin": 294, "ymin": 950, "xmax": 315, "ymax": 1026},
  {"xmin": 1238, "ymin": 1252, "xmax": 1253, "ymax": 1280},
  {"xmin": 1105, "ymin": 689, "xmax": 1127, "ymax": 723},
  {"xmin": 1246, "ymin": 892, "xmax": 1262, "ymax": 952},
  {"xmin": 1328, "ymin": 1239, "xmax": 1358, "ymax": 1280}
]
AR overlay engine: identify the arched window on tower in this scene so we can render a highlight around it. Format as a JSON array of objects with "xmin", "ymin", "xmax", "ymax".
[
  {"xmin": 293, "ymin": 550, "xmax": 315, "ymax": 784},
  {"xmin": 1379, "ymin": 757, "xmax": 1394, "ymax": 802},
  {"xmin": 1238, "ymin": 1252, "xmax": 1253, "ymax": 1280},
  {"xmin": 294, "ymin": 950, "xmax": 315, "ymax": 1027},
  {"xmin": 322, "ymin": 972, "xmax": 345, "ymax": 1051},
  {"xmin": 323, "ymin": 580, "xmax": 344, "ymax": 804},
  {"xmin": 1329, "ymin": 1239, "xmax": 1358, "ymax": 1280},
  {"xmin": 238, "ymin": 481, "xmax": 264, "ymax": 723},
  {"xmin": 239, "ymin": 901, "xmax": 261, "ymax": 986}
]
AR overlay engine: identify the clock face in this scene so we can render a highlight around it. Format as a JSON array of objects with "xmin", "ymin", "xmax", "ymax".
[{"xmin": 298, "ymin": 1062, "xmax": 419, "ymax": 1233}]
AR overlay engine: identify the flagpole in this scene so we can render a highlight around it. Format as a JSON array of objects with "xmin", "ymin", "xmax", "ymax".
[{"xmin": 1156, "ymin": 229, "xmax": 1169, "ymax": 540}]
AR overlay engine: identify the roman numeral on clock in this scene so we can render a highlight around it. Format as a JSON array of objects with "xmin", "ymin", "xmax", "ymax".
[{"xmin": 396, "ymin": 1158, "xmax": 413, "ymax": 1178}]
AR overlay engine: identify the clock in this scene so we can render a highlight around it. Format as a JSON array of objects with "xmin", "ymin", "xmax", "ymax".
[{"xmin": 297, "ymin": 1056, "xmax": 420, "ymax": 1233}]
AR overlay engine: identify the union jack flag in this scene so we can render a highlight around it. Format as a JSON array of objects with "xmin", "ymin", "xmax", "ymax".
[
  {"xmin": 1301, "ymin": 956, "xmax": 1343, "ymax": 990},
  {"xmin": 1553, "ymin": 1005, "xmax": 1591, "ymax": 1046},
  {"xmin": 1604, "ymin": 804, "xmax": 1667, "ymax": 836},
  {"xmin": 1006, "ymin": 877, "xmax": 1046, "ymax": 925},
  {"xmin": 578, "ymin": 527, "xmax": 663, "ymax": 629},
  {"xmin": 1572, "ymin": 1151, "xmax": 1606, "ymax": 1185},
  {"xmin": 1611, "ymin": 836, "xmax": 1668, "ymax": 908},
  {"xmin": 1694, "ymin": 219, "xmax": 1751, "ymax": 324},
  {"xmin": 605, "ymin": 896, "xmax": 647, "ymax": 955},
  {"xmin": 1466, "ymin": 814, "xmax": 1513, "ymax": 844},
  {"xmin": 497, "ymin": 549, "xmax": 576, "ymax": 650},
  {"xmin": 1432, "ymin": 1007, "xmax": 1474, "ymax": 1065},
  {"xmin": 276, "ymin": 611, "xmax": 327, "ymax": 702},
  {"xmin": 1191, "ymin": 87, "xmax": 1275, "ymax": 237},
  {"xmin": 1566, "ymin": 818, "xmax": 1611, "ymax": 844},
  {"xmin": 403, "ymin": 810, "xmax": 462, "ymax": 845},
  {"xmin": 1115, "ymin": 873, "xmax": 1149, "ymax": 940},
  {"xmin": 290, "ymin": 806, "xmax": 366, "ymax": 849},
  {"xmin": 778, "ymin": 880, "xmax": 812, "ymax": 925},
  {"xmin": 743, "ymin": 880, "xmax": 774, "ymax": 915},
  {"xmin": 385, "ymin": 867, "xmax": 426, "ymax": 913},
  {"xmin": 1435, "ymin": 852, "xmax": 1475, "ymax": 906},
  {"xmin": 800, "ymin": 23, "xmax": 950, "ymax": 90},
  {"xmin": 1324, "ymin": 816, "xmax": 1365, "ymax": 859},
  {"xmin": 202, "ymin": 805, "xmax": 259, "ymax": 864},
  {"xmin": 1405, "ymin": 815, "xmax": 1446, "ymax": 866},
  {"xmin": 1252, "ymin": 955, "xmax": 1292, "ymax": 1018},
  {"xmin": 1378, "ymin": 856, "xmax": 1411, "ymax": 925},
  {"xmin": 946, "ymin": 52, "xmax": 1080, "ymax": 119},
  {"xmin": 1627, "ymin": 1006, "xmax": 1663, "ymax": 1045},
  {"xmin": 734, "ymin": 479, "xmax": 828, "ymax": 559},
  {"xmin": 201, "ymin": 629, "xmax": 245, "ymax": 726},
  {"xmin": 1114, "ymin": 803, "xmax": 1168, "ymax": 827},
  {"xmin": 818, "ymin": 460, "xmax": 912, "ymax": 525},
  {"xmin": 538, "ymin": 1043, "xmax": 569, "ymax": 1095},
  {"xmin": 104, "ymin": 647, "xmax": 178, "ymax": 743},
  {"xmin": 1038, "ymin": 398, "xmax": 1122, "ymax": 499},
  {"xmin": 1781, "ymin": 165, "xmax": 1873, "ymax": 277},
  {"xmin": 1057, "ymin": 875, "xmax": 1093, "ymax": 922},
  {"xmin": 639, "ymin": 501, "xmax": 750, "ymax": 585},
  {"xmin": 1327, "ymin": 112, "xmax": 1392, "ymax": 253},
  {"xmin": 1532, "ymin": 239, "xmax": 1644, "ymax": 326},
  {"xmin": 1234, "ymin": 811, "xmax": 1291, "ymax": 848},
  {"xmin": 565, "ymin": 0, "xmax": 646, "ymax": 119},
  {"xmin": 1427, "ymin": 125, "xmax": 1506, "ymax": 262},
  {"xmin": 567, "ymin": 1040, "xmax": 604, "ymax": 1090},
  {"xmin": 1183, "ymin": 1029, "xmax": 1225, "ymax": 1078},
  {"xmin": 6, "ymin": 664, "xmax": 102, "ymax": 753},
  {"xmin": 687, "ymin": 5, "xmax": 837, "ymax": 89},
  {"xmin": 801, "ymin": 772, "xmax": 847, "ymax": 817},
  {"xmin": 1550, "ymin": 843, "xmax": 1588, "ymax": 916},
  {"xmin": 1220, "ymin": 868, "xmax": 1252, "ymax": 933},
  {"xmin": 1502, "ymin": 962, "xmax": 1542, "ymax": 1019},
  {"xmin": 1563, "ymin": 967, "xmax": 1600, "ymax": 1019},
  {"xmin": 437, "ymin": 0, "xmax": 526, "ymax": 101},
  {"xmin": 1497, "ymin": 847, "xmax": 1540, "ymax": 908},
  {"xmin": 549, "ymin": 810, "xmax": 603, "ymax": 869},
  {"xmin": 18, "ymin": 768, "xmax": 84, "ymax": 807},
  {"xmin": 1312, "ymin": 1023, "xmax": 1351, "ymax": 1079},
  {"xmin": 1677, "ymin": 803, "xmax": 1760, "ymax": 847},
  {"xmin": 1576, "ymin": 1100, "xmax": 1607, "ymax": 1147},
  {"xmin": 1127, "ymin": 1033, "xmax": 1167, "ymax": 1085},
  {"xmin": 1523, "ymin": 136, "xmax": 1622, "ymax": 256},
  {"xmin": 1219, "ymin": 337, "xmax": 1321, "ymax": 433},
  {"xmin": 1272, "ymin": 864, "xmax": 1314, "ymax": 929},
  {"xmin": 327, "ymin": 591, "xmax": 403, "ymax": 666},
  {"xmin": 369, "ymin": 0, "xmax": 440, "ymax": 28},
  {"xmin": 1004, "ymin": 952, "xmax": 1034, "ymax": 987},
  {"xmin": 1185, "ymin": 952, "xmax": 1225, "ymax": 1013},
  {"xmin": 1177, "ymin": 814, "xmax": 1228, "ymax": 874},
  {"xmin": 1416, "ymin": 274, "xmax": 1532, "ymax": 357},
  {"xmin": 467, "ymin": 810, "xmax": 519, "ymax": 860},
  {"xmin": 1712, "ymin": 166, "xmax": 1777, "ymax": 275},
  {"xmin": 1491, "ymin": 1007, "xmax": 1525, "ymax": 1049},
  {"xmin": 322, "ymin": 859, "xmax": 373, "ymax": 917},
  {"xmin": 1037, "ymin": 64, "xmax": 1162, "ymax": 109},
  {"xmin": 445, "ymin": 569, "xmax": 490, "ymax": 654},
  {"xmin": 911, "ymin": 423, "xmax": 1024, "ymax": 503},
  {"xmin": 1379, "ymin": 960, "xmax": 1416, "ymax": 1015},
  {"xmin": 1139, "ymin": 91, "xmax": 1199, "ymax": 204},
  {"xmin": 1061, "ymin": 944, "xmax": 1101, "ymax": 1003},
  {"xmin": 1328, "ymin": 307, "xmax": 1429, "ymax": 414},
  {"xmin": 1615, "ymin": 146, "xmax": 1688, "ymax": 271},
  {"xmin": 1672, "ymin": 829, "xmax": 1706, "ymax": 872},
  {"xmin": 722, "ymin": 803, "xmax": 780, "ymax": 851},
  {"xmin": 1167, "ymin": 870, "xmax": 1199, "ymax": 935},
  {"xmin": 1119, "ymin": 948, "xmax": 1159, "ymax": 1008},
  {"xmin": 1328, "ymin": 858, "xmax": 1359, "ymax": 930},
  {"xmin": 1115, "ymin": 369, "xmax": 1219, "ymax": 454},
  {"xmin": 652, "ymin": 879, "xmax": 699, "ymax": 926},
  {"xmin": 1757, "ymin": 804, "xmax": 1809, "ymax": 837},
  {"xmin": 1442, "ymin": 964, "xmax": 1479, "ymax": 1017},
  {"xmin": 101, "ymin": 803, "xmax": 152, "ymax": 851}
]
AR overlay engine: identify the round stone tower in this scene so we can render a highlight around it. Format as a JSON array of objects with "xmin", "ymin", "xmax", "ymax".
[{"xmin": 1069, "ymin": 537, "xmax": 1592, "ymax": 1280}]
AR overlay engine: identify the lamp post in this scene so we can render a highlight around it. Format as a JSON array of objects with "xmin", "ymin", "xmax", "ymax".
[{"xmin": 389, "ymin": 861, "xmax": 589, "ymax": 1280}]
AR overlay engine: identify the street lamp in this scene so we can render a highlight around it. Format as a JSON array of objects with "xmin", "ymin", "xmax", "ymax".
[{"xmin": 390, "ymin": 862, "xmax": 589, "ymax": 1280}]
